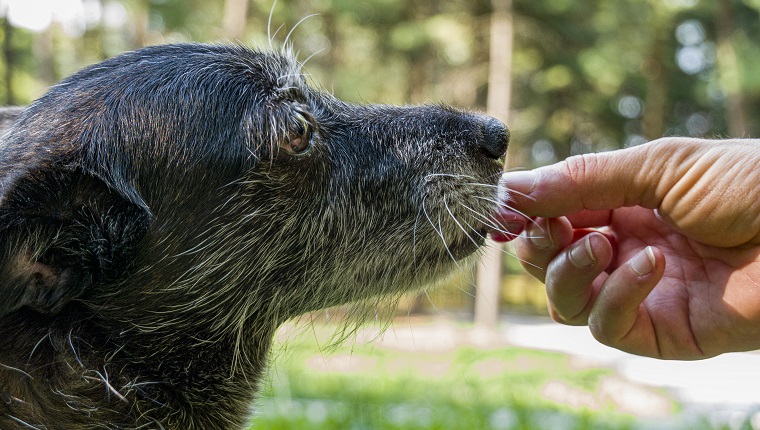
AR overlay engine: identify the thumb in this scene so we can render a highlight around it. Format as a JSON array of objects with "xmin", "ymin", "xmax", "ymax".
[
  {"xmin": 502, "ymin": 137, "xmax": 760, "ymax": 247},
  {"xmin": 501, "ymin": 139, "xmax": 678, "ymax": 218}
]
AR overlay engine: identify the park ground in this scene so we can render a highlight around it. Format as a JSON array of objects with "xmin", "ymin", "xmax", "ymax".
[{"xmin": 250, "ymin": 314, "xmax": 760, "ymax": 430}]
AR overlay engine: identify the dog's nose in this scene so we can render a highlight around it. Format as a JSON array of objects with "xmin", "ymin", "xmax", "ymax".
[{"xmin": 479, "ymin": 117, "xmax": 509, "ymax": 160}]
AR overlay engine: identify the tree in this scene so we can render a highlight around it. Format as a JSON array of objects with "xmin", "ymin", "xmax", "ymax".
[
  {"xmin": 222, "ymin": 0, "xmax": 249, "ymax": 41},
  {"xmin": 475, "ymin": 0, "xmax": 513, "ymax": 330},
  {"xmin": 2, "ymin": 8, "xmax": 15, "ymax": 105},
  {"xmin": 716, "ymin": 0, "xmax": 749, "ymax": 136}
]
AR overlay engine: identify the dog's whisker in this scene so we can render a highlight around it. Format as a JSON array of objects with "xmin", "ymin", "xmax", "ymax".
[
  {"xmin": 505, "ymin": 166, "xmax": 528, "ymax": 173},
  {"xmin": 267, "ymin": 0, "xmax": 278, "ymax": 49},
  {"xmin": 460, "ymin": 204, "xmax": 514, "ymax": 236},
  {"xmin": 463, "ymin": 220, "xmax": 542, "ymax": 269},
  {"xmin": 270, "ymin": 23, "xmax": 286, "ymax": 45},
  {"xmin": 283, "ymin": 13, "xmax": 320, "ymax": 49},
  {"xmin": 413, "ymin": 206, "xmax": 423, "ymax": 269},
  {"xmin": 425, "ymin": 172, "xmax": 478, "ymax": 181},
  {"xmin": 298, "ymin": 48, "xmax": 325, "ymax": 70},
  {"xmin": 501, "ymin": 186, "xmax": 537, "ymax": 202},
  {"xmin": 438, "ymin": 215, "xmax": 461, "ymax": 266},
  {"xmin": 465, "ymin": 182, "xmax": 500, "ymax": 189},
  {"xmin": 422, "ymin": 198, "xmax": 457, "ymax": 264},
  {"xmin": 443, "ymin": 196, "xmax": 481, "ymax": 251},
  {"xmin": 473, "ymin": 196, "xmax": 543, "ymax": 232}
]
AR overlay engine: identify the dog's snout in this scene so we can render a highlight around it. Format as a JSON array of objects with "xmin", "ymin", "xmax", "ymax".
[{"xmin": 479, "ymin": 117, "xmax": 509, "ymax": 160}]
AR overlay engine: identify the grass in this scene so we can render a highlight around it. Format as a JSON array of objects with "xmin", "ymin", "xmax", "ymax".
[{"xmin": 249, "ymin": 322, "xmax": 654, "ymax": 430}]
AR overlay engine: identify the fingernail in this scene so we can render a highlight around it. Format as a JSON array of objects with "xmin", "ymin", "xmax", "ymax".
[
  {"xmin": 528, "ymin": 220, "xmax": 552, "ymax": 249},
  {"xmin": 631, "ymin": 246, "xmax": 656, "ymax": 276},
  {"xmin": 569, "ymin": 235, "xmax": 596, "ymax": 268},
  {"xmin": 500, "ymin": 170, "xmax": 538, "ymax": 197}
]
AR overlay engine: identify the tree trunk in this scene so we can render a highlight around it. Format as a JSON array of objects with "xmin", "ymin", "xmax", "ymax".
[
  {"xmin": 322, "ymin": 9, "xmax": 339, "ymax": 70},
  {"xmin": 34, "ymin": 26, "xmax": 57, "ymax": 88},
  {"xmin": 2, "ymin": 12, "xmax": 15, "ymax": 105},
  {"xmin": 475, "ymin": 0, "xmax": 513, "ymax": 330},
  {"xmin": 222, "ymin": 0, "xmax": 249, "ymax": 41},
  {"xmin": 642, "ymin": 16, "xmax": 667, "ymax": 139},
  {"xmin": 131, "ymin": 0, "xmax": 150, "ymax": 49},
  {"xmin": 80, "ymin": 0, "xmax": 106, "ymax": 63},
  {"xmin": 716, "ymin": 0, "xmax": 749, "ymax": 136}
]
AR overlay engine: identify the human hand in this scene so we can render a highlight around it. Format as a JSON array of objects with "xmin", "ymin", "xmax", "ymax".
[{"xmin": 499, "ymin": 137, "xmax": 760, "ymax": 359}]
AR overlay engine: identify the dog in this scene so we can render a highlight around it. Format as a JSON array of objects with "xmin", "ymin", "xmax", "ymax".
[{"xmin": 0, "ymin": 43, "xmax": 508, "ymax": 429}]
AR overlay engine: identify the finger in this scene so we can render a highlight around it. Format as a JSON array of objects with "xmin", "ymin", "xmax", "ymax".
[
  {"xmin": 499, "ymin": 138, "xmax": 707, "ymax": 218},
  {"xmin": 544, "ymin": 232, "xmax": 614, "ymax": 325},
  {"xmin": 514, "ymin": 217, "xmax": 574, "ymax": 282},
  {"xmin": 571, "ymin": 229, "xmax": 618, "ymax": 267},
  {"xmin": 565, "ymin": 210, "xmax": 613, "ymax": 229},
  {"xmin": 587, "ymin": 246, "xmax": 666, "ymax": 358}
]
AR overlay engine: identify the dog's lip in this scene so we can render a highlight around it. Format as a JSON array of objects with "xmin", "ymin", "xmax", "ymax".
[
  {"xmin": 447, "ymin": 233, "xmax": 487, "ymax": 259},
  {"xmin": 487, "ymin": 206, "xmax": 526, "ymax": 243},
  {"xmin": 445, "ymin": 206, "xmax": 525, "ymax": 259}
]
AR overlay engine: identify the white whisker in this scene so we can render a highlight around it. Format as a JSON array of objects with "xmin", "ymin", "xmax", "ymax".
[
  {"xmin": 271, "ymin": 23, "xmax": 286, "ymax": 44},
  {"xmin": 267, "ymin": 0, "xmax": 278, "ymax": 49},
  {"xmin": 299, "ymin": 48, "xmax": 326, "ymax": 70},
  {"xmin": 412, "ymin": 206, "xmax": 423, "ymax": 268},
  {"xmin": 461, "ymin": 218, "xmax": 542, "ymax": 270},
  {"xmin": 474, "ymin": 196, "xmax": 543, "ymax": 232},
  {"xmin": 284, "ymin": 14, "xmax": 320, "ymax": 49},
  {"xmin": 443, "ymin": 196, "xmax": 480, "ymax": 250},
  {"xmin": 422, "ymin": 289, "xmax": 440, "ymax": 313},
  {"xmin": 421, "ymin": 196, "xmax": 457, "ymax": 264},
  {"xmin": 437, "ymin": 215, "xmax": 459, "ymax": 265},
  {"xmin": 501, "ymin": 186, "xmax": 537, "ymax": 202},
  {"xmin": 465, "ymin": 182, "xmax": 500, "ymax": 189},
  {"xmin": 425, "ymin": 173, "xmax": 477, "ymax": 181}
]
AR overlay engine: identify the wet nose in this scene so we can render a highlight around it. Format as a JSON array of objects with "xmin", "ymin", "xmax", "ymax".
[{"xmin": 479, "ymin": 117, "xmax": 509, "ymax": 160}]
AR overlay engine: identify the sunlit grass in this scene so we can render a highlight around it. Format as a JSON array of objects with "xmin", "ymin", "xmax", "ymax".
[{"xmin": 249, "ymin": 324, "xmax": 652, "ymax": 430}]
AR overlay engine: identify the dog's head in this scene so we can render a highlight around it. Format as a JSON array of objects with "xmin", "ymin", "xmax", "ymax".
[{"xmin": 0, "ymin": 44, "xmax": 508, "ymax": 334}]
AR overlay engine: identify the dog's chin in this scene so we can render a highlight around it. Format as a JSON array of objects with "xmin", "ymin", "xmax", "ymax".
[{"xmin": 446, "ymin": 228, "xmax": 488, "ymax": 260}]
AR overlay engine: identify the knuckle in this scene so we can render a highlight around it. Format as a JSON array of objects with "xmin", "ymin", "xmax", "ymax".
[
  {"xmin": 561, "ymin": 153, "xmax": 597, "ymax": 187},
  {"xmin": 548, "ymin": 307, "xmax": 570, "ymax": 325},
  {"xmin": 588, "ymin": 315, "xmax": 618, "ymax": 347},
  {"xmin": 549, "ymin": 308, "xmax": 588, "ymax": 327},
  {"xmin": 587, "ymin": 319, "xmax": 608, "ymax": 344},
  {"xmin": 546, "ymin": 290, "xmax": 589, "ymax": 326},
  {"xmin": 560, "ymin": 154, "xmax": 603, "ymax": 209},
  {"xmin": 515, "ymin": 240, "xmax": 551, "ymax": 280},
  {"xmin": 647, "ymin": 136, "xmax": 689, "ymax": 147}
]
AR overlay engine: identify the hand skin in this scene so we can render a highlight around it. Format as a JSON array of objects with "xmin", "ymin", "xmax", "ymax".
[{"xmin": 501, "ymin": 137, "xmax": 760, "ymax": 360}]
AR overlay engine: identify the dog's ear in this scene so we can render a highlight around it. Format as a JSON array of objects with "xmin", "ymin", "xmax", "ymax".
[{"xmin": 0, "ymin": 168, "xmax": 151, "ymax": 317}]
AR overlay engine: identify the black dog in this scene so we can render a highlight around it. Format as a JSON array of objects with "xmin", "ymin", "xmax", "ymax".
[{"xmin": 0, "ymin": 43, "xmax": 508, "ymax": 429}]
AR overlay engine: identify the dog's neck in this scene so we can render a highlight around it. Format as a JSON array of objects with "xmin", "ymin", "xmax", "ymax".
[{"xmin": 0, "ymin": 308, "xmax": 278, "ymax": 430}]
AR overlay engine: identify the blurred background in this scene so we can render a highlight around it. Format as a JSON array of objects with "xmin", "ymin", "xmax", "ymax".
[{"xmin": 3, "ymin": 0, "xmax": 760, "ymax": 429}]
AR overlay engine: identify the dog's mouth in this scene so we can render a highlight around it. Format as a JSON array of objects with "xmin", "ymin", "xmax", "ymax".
[
  {"xmin": 447, "ymin": 207, "xmax": 525, "ymax": 259},
  {"xmin": 444, "ymin": 207, "xmax": 525, "ymax": 259},
  {"xmin": 487, "ymin": 206, "xmax": 526, "ymax": 243},
  {"xmin": 421, "ymin": 170, "xmax": 524, "ymax": 261}
]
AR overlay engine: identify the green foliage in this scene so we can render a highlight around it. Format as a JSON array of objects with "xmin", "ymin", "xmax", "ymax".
[{"xmin": 2, "ymin": 0, "xmax": 760, "ymax": 163}]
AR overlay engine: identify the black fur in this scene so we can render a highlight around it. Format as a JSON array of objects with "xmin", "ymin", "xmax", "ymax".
[{"xmin": 0, "ymin": 43, "xmax": 508, "ymax": 429}]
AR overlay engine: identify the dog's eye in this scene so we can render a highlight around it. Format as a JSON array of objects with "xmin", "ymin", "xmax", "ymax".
[{"xmin": 283, "ymin": 111, "xmax": 315, "ymax": 154}]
